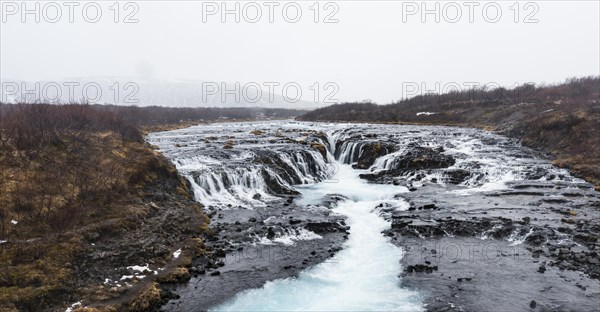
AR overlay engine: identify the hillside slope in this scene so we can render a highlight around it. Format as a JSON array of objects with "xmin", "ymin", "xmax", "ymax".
[{"xmin": 0, "ymin": 104, "xmax": 210, "ymax": 311}]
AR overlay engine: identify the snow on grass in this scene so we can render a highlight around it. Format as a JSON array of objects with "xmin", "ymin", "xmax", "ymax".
[
  {"xmin": 173, "ymin": 248, "xmax": 182, "ymax": 259},
  {"xmin": 127, "ymin": 264, "xmax": 151, "ymax": 273},
  {"xmin": 104, "ymin": 264, "xmax": 157, "ymax": 287},
  {"xmin": 10, "ymin": 220, "xmax": 18, "ymax": 225},
  {"xmin": 65, "ymin": 301, "xmax": 82, "ymax": 312}
]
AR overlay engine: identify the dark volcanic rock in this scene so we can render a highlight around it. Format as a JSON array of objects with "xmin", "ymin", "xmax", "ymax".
[
  {"xmin": 389, "ymin": 145, "xmax": 455, "ymax": 171},
  {"xmin": 444, "ymin": 169, "xmax": 471, "ymax": 184},
  {"xmin": 351, "ymin": 142, "xmax": 396, "ymax": 169},
  {"xmin": 305, "ymin": 222, "xmax": 347, "ymax": 234},
  {"xmin": 360, "ymin": 145, "xmax": 455, "ymax": 182}
]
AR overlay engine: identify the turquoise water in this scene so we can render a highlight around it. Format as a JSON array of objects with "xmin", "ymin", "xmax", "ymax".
[{"xmin": 210, "ymin": 164, "xmax": 423, "ymax": 311}]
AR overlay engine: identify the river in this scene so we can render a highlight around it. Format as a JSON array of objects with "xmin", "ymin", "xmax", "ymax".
[{"xmin": 148, "ymin": 120, "xmax": 600, "ymax": 311}]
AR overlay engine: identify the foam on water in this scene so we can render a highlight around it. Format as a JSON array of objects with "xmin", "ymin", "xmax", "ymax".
[
  {"xmin": 253, "ymin": 228, "xmax": 323, "ymax": 246},
  {"xmin": 211, "ymin": 164, "xmax": 423, "ymax": 311}
]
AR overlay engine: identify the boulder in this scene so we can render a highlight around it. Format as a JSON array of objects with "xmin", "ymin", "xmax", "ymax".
[
  {"xmin": 445, "ymin": 169, "xmax": 471, "ymax": 184},
  {"xmin": 352, "ymin": 142, "xmax": 396, "ymax": 169}
]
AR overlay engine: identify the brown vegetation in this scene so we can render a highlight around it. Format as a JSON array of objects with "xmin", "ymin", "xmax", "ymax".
[
  {"xmin": 0, "ymin": 104, "xmax": 210, "ymax": 311},
  {"xmin": 94, "ymin": 105, "xmax": 306, "ymax": 127},
  {"xmin": 310, "ymin": 143, "xmax": 327, "ymax": 158},
  {"xmin": 298, "ymin": 77, "xmax": 600, "ymax": 187},
  {"xmin": 126, "ymin": 283, "xmax": 162, "ymax": 312}
]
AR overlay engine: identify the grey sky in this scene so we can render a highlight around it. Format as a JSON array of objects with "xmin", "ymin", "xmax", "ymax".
[{"xmin": 1, "ymin": 1, "xmax": 599, "ymax": 104}]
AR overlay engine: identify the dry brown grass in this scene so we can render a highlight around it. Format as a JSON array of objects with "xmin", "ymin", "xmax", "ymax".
[
  {"xmin": 126, "ymin": 283, "xmax": 162, "ymax": 312},
  {"xmin": 156, "ymin": 268, "xmax": 191, "ymax": 284},
  {"xmin": 0, "ymin": 105, "xmax": 207, "ymax": 310}
]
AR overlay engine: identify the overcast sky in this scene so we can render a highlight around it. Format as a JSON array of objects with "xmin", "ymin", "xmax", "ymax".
[{"xmin": 1, "ymin": 1, "xmax": 599, "ymax": 104}]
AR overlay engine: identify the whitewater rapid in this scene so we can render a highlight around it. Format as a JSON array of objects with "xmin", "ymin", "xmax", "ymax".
[{"xmin": 210, "ymin": 163, "xmax": 423, "ymax": 311}]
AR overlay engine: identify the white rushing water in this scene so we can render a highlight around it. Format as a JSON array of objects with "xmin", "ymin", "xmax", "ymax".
[{"xmin": 211, "ymin": 162, "xmax": 423, "ymax": 311}]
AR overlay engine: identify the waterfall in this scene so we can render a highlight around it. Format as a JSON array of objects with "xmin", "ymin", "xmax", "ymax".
[
  {"xmin": 211, "ymin": 163, "xmax": 423, "ymax": 311},
  {"xmin": 177, "ymin": 149, "xmax": 331, "ymax": 209}
]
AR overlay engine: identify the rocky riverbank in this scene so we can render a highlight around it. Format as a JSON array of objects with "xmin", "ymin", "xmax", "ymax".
[
  {"xmin": 386, "ymin": 178, "xmax": 600, "ymax": 311},
  {"xmin": 160, "ymin": 198, "xmax": 348, "ymax": 311}
]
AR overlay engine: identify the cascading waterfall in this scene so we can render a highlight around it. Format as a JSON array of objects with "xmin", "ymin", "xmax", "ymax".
[
  {"xmin": 211, "ymin": 160, "xmax": 423, "ymax": 311},
  {"xmin": 187, "ymin": 166, "xmax": 274, "ymax": 207},
  {"xmin": 335, "ymin": 141, "xmax": 366, "ymax": 164},
  {"xmin": 370, "ymin": 149, "xmax": 408, "ymax": 171},
  {"xmin": 167, "ymin": 127, "xmax": 426, "ymax": 310},
  {"xmin": 178, "ymin": 149, "xmax": 332, "ymax": 209}
]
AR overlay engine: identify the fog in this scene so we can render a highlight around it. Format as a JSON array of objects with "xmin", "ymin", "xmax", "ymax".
[{"xmin": 1, "ymin": 1, "xmax": 599, "ymax": 105}]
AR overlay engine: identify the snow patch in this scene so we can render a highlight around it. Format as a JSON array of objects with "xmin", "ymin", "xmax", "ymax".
[
  {"xmin": 65, "ymin": 301, "xmax": 82, "ymax": 312},
  {"xmin": 173, "ymin": 249, "xmax": 182, "ymax": 259},
  {"xmin": 263, "ymin": 216, "xmax": 280, "ymax": 224},
  {"xmin": 127, "ymin": 264, "xmax": 151, "ymax": 273},
  {"xmin": 416, "ymin": 112, "xmax": 437, "ymax": 116},
  {"xmin": 10, "ymin": 220, "xmax": 18, "ymax": 225}
]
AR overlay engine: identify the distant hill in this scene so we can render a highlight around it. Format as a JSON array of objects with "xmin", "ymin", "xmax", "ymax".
[{"xmin": 0, "ymin": 77, "xmax": 323, "ymax": 109}]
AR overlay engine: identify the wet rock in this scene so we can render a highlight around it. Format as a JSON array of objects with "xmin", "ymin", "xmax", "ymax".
[
  {"xmin": 359, "ymin": 145, "xmax": 455, "ymax": 182},
  {"xmin": 351, "ymin": 142, "xmax": 396, "ymax": 169},
  {"xmin": 310, "ymin": 142, "xmax": 327, "ymax": 158},
  {"xmin": 538, "ymin": 265, "xmax": 546, "ymax": 273},
  {"xmin": 305, "ymin": 222, "xmax": 344, "ymax": 234},
  {"xmin": 405, "ymin": 264, "xmax": 438, "ymax": 274},
  {"xmin": 266, "ymin": 227, "xmax": 276, "ymax": 239},
  {"xmin": 574, "ymin": 233, "xmax": 598, "ymax": 244},
  {"xmin": 223, "ymin": 140, "xmax": 235, "ymax": 149},
  {"xmin": 525, "ymin": 230, "xmax": 547, "ymax": 246},
  {"xmin": 214, "ymin": 249, "xmax": 226, "ymax": 258},
  {"xmin": 559, "ymin": 248, "xmax": 570, "ymax": 255}
]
